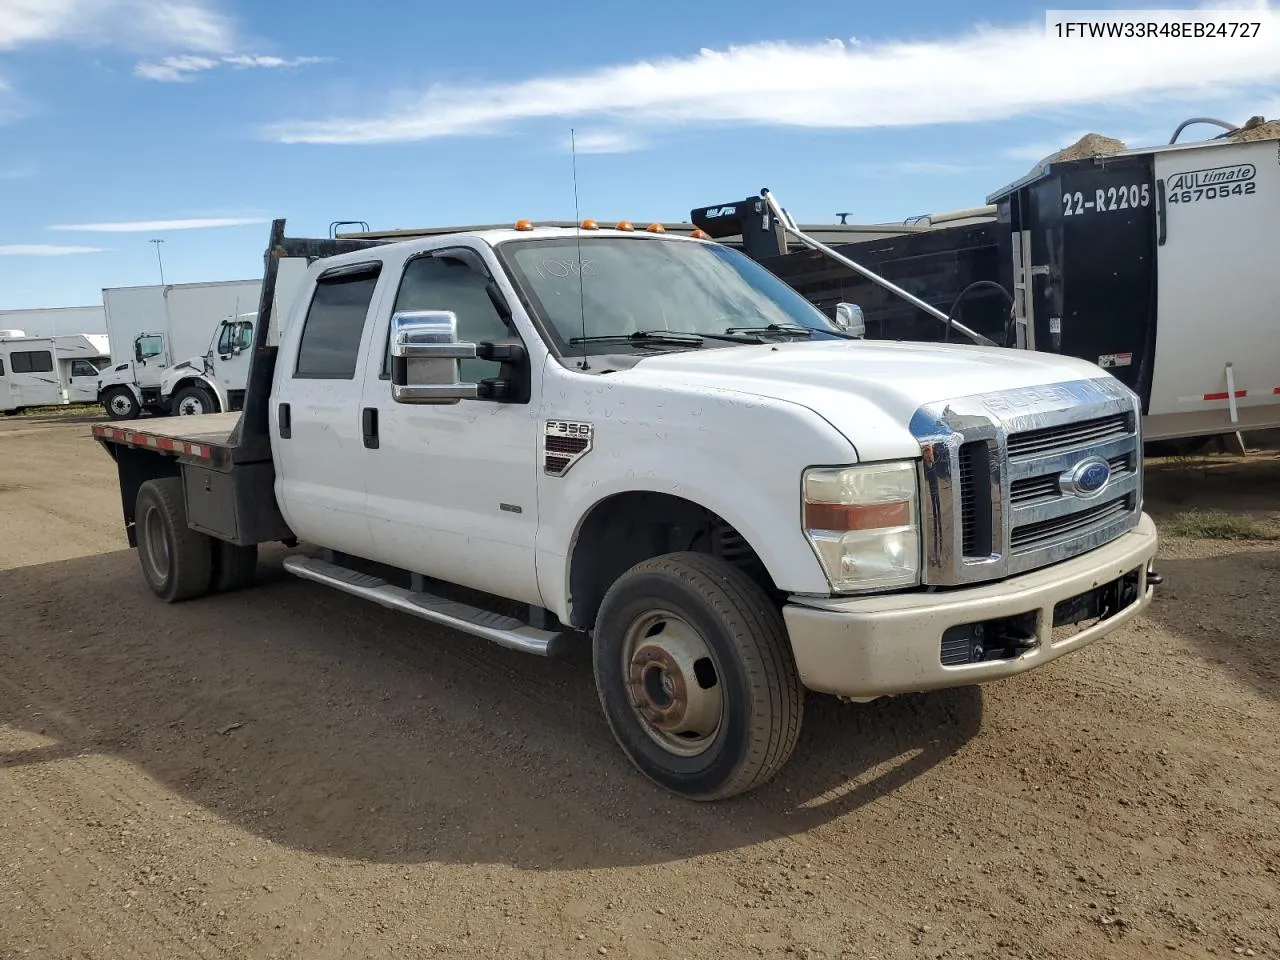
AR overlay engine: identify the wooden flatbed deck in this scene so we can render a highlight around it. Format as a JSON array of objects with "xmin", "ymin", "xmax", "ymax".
[{"xmin": 91, "ymin": 413, "xmax": 242, "ymax": 460}]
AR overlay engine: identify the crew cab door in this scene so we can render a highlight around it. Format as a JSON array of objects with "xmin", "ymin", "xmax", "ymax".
[
  {"xmin": 359, "ymin": 246, "xmax": 543, "ymax": 606},
  {"xmin": 271, "ymin": 260, "xmax": 387, "ymax": 558}
]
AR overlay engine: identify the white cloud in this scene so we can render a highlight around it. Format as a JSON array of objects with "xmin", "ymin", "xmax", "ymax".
[
  {"xmin": 0, "ymin": 0, "xmax": 235, "ymax": 53},
  {"xmin": 0, "ymin": 1, "xmax": 324, "ymax": 107},
  {"xmin": 266, "ymin": 3, "xmax": 1280, "ymax": 145},
  {"xmin": 133, "ymin": 54, "xmax": 219, "ymax": 82},
  {"xmin": 222, "ymin": 54, "xmax": 327, "ymax": 69},
  {"xmin": 49, "ymin": 217, "xmax": 267, "ymax": 232},
  {"xmin": 568, "ymin": 130, "xmax": 647, "ymax": 154},
  {"xmin": 134, "ymin": 52, "xmax": 329, "ymax": 83},
  {"xmin": 0, "ymin": 244, "xmax": 106, "ymax": 255}
]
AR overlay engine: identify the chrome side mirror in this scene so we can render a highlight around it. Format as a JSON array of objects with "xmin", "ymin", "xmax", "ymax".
[
  {"xmin": 389, "ymin": 310, "xmax": 479, "ymax": 404},
  {"xmin": 834, "ymin": 302, "xmax": 866, "ymax": 339}
]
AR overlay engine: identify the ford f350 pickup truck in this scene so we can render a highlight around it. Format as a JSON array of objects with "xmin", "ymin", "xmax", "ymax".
[{"xmin": 94, "ymin": 205, "xmax": 1161, "ymax": 801}]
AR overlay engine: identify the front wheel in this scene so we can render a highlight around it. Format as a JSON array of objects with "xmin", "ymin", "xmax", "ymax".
[
  {"xmin": 103, "ymin": 388, "xmax": 140, "ymax": 420},
  {"xmin": 593, "ymin": 552, "xmax": 804, "ymax": 801},
  {"xmin": 172, "ymin": 385, "xmax": 218, "ymax": 416}
]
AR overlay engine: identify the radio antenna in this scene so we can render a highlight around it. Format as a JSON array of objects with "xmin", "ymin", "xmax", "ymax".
[{"xmin": 571, "ymin": 128, "xmax": 589, "ymax": 371}]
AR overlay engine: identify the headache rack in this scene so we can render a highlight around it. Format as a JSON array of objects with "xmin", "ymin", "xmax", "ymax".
[{"xmin": 93, "ymin": 219, "xmax": 393, "ymax": 549}]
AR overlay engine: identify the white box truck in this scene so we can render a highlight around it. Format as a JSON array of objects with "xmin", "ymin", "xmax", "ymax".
[
  {"xmin": 97, "ymin": 279, "xmax": 260, "ymax": 420},
  {"xmin": 93, "ymin": 207, "xmax": 1162, "ymax": 801},
  {"xmin": 97, "ymin": 270, "xmax": 307, "ymax": 420}
]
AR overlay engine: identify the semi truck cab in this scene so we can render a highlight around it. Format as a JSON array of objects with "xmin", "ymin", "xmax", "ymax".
[{"xmin": 92, "ymin": 212, "xmax": 1161, "ymax": 801}]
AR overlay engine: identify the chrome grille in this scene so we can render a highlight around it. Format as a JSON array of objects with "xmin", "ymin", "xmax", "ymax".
[
  {"xmin": 957, "ymin": 440, "xmax": 994, "ymax": 558},
  {"xmin": 910, "ymin": 378, "xmax": 1142, "ymax": 587},
  {"xmin": 1005, "ymin": 413, "xmax": 1130, "ymax": 458},
  {"xmin": 1010, "ymin": 494, "xmax": 1133, "ymax": 553}
]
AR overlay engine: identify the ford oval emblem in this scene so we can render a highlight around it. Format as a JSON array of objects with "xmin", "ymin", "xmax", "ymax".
[{"xmin": 1058, "ymin": 456, "xmax": 1111, "ymax": 499}]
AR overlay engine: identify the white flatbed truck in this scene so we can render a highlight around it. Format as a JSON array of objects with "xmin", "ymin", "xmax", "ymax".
[{"xmin": 94, "ymin": 206, "xmax": 1162, "ymax": 800}]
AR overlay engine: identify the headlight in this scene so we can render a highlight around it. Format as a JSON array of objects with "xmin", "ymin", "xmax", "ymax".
[{"xmin": 802, "ymin": 460, "xmax": 921, "ymax": 592}]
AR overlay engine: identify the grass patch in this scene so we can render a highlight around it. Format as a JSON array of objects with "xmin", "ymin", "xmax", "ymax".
[
  {"xmin": 14, "ymin": 404, "xmax": 100, "ymax": 419},
  {"xmin": 1164, "ymin": 510, "xmax": 1279, "ymax": 541}
]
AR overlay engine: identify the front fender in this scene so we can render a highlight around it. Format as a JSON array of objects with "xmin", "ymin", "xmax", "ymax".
[
  {"xmin": 166, "ymin": 374, "xmax": 225, "ymax": 411},
  {"xmin": 534, "ymin": 386, "xmax": 859, "ymax": 621}
]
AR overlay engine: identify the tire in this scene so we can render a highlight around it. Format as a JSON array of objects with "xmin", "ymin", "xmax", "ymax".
[
  {"xmin": 172, "ymin": 385, "xmax": 217, "ymax": 417},
  {"xmin": 592, "ymin": 551, "xmax": 804, "ymax": 801},
  {"xmin": 103, "ymin": 388, "xmax": 140, "ymax": 420},
  {"xmin": 135, "ymin": 478, "xmax": 213, "ymax": 602},
  {"xmin": 212, "ymin": 540, "xmax": 258, "ymax": 592}
]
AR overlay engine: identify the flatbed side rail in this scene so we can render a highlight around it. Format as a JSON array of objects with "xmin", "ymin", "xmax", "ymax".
[{"xmin": 92, "ymin": 423, "xmax": 214, "ymax": 461}]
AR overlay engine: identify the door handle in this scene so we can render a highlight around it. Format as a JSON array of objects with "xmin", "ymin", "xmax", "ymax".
[
  {"xmin": 1156, "ymin": 179, "xmax": 1167, "ymax": 246},
  {"xmin": 278, "ymin": 402, "xmax": 291, "ymax": 439},
  {"xmin": 362, "ymin": 407, "xmax": 379, "ymax": 449}
]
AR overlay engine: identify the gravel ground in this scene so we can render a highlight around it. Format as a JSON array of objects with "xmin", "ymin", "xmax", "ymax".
[{"xmin": 1, "ymin": 414, "xmax": 1277, "ymax": 960}]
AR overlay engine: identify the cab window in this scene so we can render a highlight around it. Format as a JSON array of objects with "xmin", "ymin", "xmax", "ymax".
[
  {"xmin": 217, "ymin": 321, "xmax": 254, "ymax": 355},
  {"xmin": 136, "ymin": 335, "xmax": 164, "ymax": 360},
  {"xmin": 384, "ymin": 254, "xmax": 508, "ymax": 383}
]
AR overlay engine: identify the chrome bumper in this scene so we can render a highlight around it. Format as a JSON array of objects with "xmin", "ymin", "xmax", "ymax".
[{"xmin": 782, "ymin": 512, "xmax": 1159, "ymax": 699}]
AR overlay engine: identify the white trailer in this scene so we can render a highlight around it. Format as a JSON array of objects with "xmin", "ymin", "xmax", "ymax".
[
  {"xmin": 1143, "ymin": 136, "xmax": 1280, "ymax": 440},
  {"xmin": 0, "ymin": 338, "xmax": 61, "ymax": 414},
  {"xmin": 0, "ymin": 305, "xmax": 107, "ymax": 338}
]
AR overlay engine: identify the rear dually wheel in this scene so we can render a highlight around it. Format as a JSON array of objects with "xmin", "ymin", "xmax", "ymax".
[{"xmin": 135, "ymin": 478, "xmax": 213, "ymax": 602}]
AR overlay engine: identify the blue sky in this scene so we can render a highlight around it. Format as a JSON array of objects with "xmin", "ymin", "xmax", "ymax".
[{"xmin": 1, "ymin": 0, "xmax": 1277, "ymax": 309}]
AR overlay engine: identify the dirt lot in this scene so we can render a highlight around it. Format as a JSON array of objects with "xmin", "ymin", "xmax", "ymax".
[{"xmin": 1, "ymin": 414, "xmax": 1278, "ymax": 960}]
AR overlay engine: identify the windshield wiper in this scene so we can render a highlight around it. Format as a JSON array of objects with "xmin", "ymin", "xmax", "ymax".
[
  {"xmin": 569, "ymin": 330, "xmax": 705, "ymax": 347},
  {"xmin": 725, "ymin": 323, "xmax": 812, "ymax": 337},
  {"xmin": 570, "ymin": 328, "xmax": 765, "ymax": 347},
  {"xmin": 725, "ymin": 322, "xmax": 859, "ymax": 340}
]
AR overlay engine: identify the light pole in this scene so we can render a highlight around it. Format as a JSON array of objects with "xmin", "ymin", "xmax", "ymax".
[{"xmin": 149, "ymin": 238, "xmax": 166, "ymax": 285}]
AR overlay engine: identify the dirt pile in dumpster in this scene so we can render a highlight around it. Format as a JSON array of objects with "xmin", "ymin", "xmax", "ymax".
[
  {"xmin": 1227, "ymin": 117, "xmax": 1280, "ymax": 141},
  {"xmin": 1026, "ymin": 133, "xmax": 1126, "ymax": 177}
]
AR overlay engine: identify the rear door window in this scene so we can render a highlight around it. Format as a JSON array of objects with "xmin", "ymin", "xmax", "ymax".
[{"xmin": 295, "ymin": 265, "xmax": 383, "ymax": 379}]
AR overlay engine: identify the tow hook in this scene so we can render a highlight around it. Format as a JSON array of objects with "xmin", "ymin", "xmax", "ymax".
[{"xmin": 1147, "ymin": 567, "xmax": 1164, "ymax": 588}]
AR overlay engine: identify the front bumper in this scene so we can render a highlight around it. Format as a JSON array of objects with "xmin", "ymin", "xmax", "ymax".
[{"xmin": 782, "ymin": 512, "xmax": 1159, "ymax": 699}]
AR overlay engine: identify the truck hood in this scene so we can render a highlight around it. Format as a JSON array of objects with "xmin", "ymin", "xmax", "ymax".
[{"xmin": 618, "ymin": 339, "xmax": 1115, "ymax": 461}]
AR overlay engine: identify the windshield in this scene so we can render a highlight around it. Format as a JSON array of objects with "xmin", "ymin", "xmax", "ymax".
[{"xmin": 498, "ymin": 236, "xmax": 841, "ymax": 355}]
